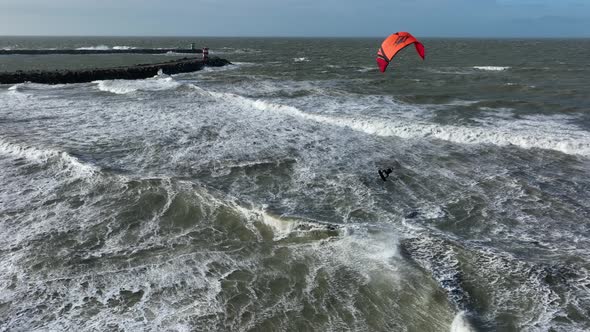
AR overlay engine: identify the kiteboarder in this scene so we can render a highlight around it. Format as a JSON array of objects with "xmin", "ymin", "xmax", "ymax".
[{"xmin": 375, "ymin": 32, "xmax": 425, "ymax": 182}]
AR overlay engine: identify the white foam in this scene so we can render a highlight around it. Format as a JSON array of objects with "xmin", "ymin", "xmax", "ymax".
[
  {"xmin": 7, "ymin": 84, "xmax": 23, "ymax": 91},
  {"xmin": 76, "ymin": 45, "xmax": 110, "ymax": 50},
  {"xmin": 205, "ymin": 79, "xmax": 330, "ymax": 100},
  {"xmin": 293, "ymin": 57, "xmax": 310, "ymax": 62},
  {"xmin": 8, "ymin": 82, "xmax": 69, "ymax": 92},
  {"xmin": 235, "ymin": 205, "xmax": 332, "ymax": 241},
  {"xmin": 95, "ymin": 76, "xmax": 181, "ymax": 94},
  {"xmin": 112, "ymin": 46, "xmax": 137, "ymax": 50},
  {"xmin": 299, "ymin": 226, "xmax": 403, "ymax": 296},
  {"xmin": 450, "ymin": 311, "xmax": 476, "ymax": 332},
  {"xmin": 261, "ymin": 214, "xmax": 296, "ymax": 239},
  {"xmin": 228, "ymin": 62, "xmax": 254, "ymax": 66},
  {"xmin": 1, "ymin": 249, "xmax": 231, "ymax": 331},
  {"xmin": 248, "ymin": 208, "xmax": 299, "ymax": 240},
  {"xmin": 75, "ymin": 45, "xmax": 137, "ymax": 51},
  {"xmin": 232, "ymin": 204, "xmax": 402, "ymax": 278},
  {"xmin": 420, "ymin": 205, "xmax": 447, "ymax": 220},
  {"xmin": 473, "ymin": 66, "xmax": 510, "ymax": 71}
]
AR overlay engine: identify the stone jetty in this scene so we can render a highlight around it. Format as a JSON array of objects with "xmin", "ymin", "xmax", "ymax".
[
  {"xmin": 0, "ymin": 57, "xmax": 231, "ymax": 85},
  {"xmin": 0, "ymin": 48, "xmax": 201, "ymax": 55}
]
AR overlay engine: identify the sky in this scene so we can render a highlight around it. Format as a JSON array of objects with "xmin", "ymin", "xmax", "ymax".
[{"xmin": 1, "ymin": 0, "xmax": 589, "ymax": 37}]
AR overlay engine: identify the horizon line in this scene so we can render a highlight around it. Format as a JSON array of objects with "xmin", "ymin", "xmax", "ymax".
[{"xmin": 1, "ymin": 34, "xmax": 590, "ymax": 39}]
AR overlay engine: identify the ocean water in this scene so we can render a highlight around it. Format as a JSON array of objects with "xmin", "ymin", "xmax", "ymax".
[{"xmin": 1, "ymin": 37, "xmax": 590, "ymax": 331}]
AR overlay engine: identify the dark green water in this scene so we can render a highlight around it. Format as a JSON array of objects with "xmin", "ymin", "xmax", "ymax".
[{"xmin": 1, "ymin": 37, "xmax": 589, "ymax": 331}]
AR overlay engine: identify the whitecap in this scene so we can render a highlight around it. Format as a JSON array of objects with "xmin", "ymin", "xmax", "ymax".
[
  {"xmin": 473, "ymin": 66, "xmax": 510, "ymax": 71},
  {"xmin": 76, "ymin": 45, "xmax": 110, "ymax": 51},
  {"xmin": 8, "ymin": 82, "xmax": 70, "ymax": 91},
  {"xmin": 0, "ymin": 138, "xmax": 98, "ymax": 178},
  {"xmin": 112, "ymin": 46, "xmax": 136, "ymax": 50}
]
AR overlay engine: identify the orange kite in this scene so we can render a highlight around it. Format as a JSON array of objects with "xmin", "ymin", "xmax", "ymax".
[{"xmin": 376, "ymin": 32, "xmax": 425, "ymax": 73}]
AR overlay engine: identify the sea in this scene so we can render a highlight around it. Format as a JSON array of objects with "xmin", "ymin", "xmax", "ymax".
[{"xmin": 1, "ymin": 36, "xmax": 589, "ymax": 332}]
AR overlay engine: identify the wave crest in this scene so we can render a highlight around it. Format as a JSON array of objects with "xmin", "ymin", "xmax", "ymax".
[
  {"xmin": 0, "ymin": 138, "xmax": 98, "ymax": 178},
  {"xmin": 202, "ymin": 89, "xmax": 590, "ymax": 157},
  {"xmin": 95, "ymin": 76, "xmax": 182, "ymax": 95}
]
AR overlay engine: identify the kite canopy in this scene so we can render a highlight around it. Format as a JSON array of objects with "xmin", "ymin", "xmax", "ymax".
[{"xmin": 376, "ymin": 32, "xmax": 425, "ymax": 73}]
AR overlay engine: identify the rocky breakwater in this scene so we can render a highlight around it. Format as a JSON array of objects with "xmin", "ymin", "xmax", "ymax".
[
  {"xmin": 0, "ymin": 57, "xmax": 231, "ymax": 85},
  {"xmin": 0, "ymin": 49, "xmax": 202, "ymax": 55}
]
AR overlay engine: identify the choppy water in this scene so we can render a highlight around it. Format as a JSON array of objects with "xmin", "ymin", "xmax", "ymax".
[{"xmin": 1, "ymin": 37, "xmax": 590, "ymax": 331}]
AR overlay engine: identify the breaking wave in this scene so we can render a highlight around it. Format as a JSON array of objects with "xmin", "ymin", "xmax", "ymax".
[
  {"xmin": 8, "ymin": 82, "xmax": 70, "ymax": 92},
  {"xmin": 201, "ymin": 88, "xmax": 590, "ymax": 157},
  {"xmin": 113, "ymin": 46, "xmax": 137, "ymax": 50},
  {"xmin": 0, "ymin": 138, "xmax": 98, "ymax": 178},
  {"xmin": 76, "ymin": 45, "xmax": 110, "ymax": 51},
  {"xmin": 450, "ymin": 312, "xmax": 476, "ymax": 332},
  {"xmin": 95, "ymin": 76, "xmax": 182, "ymax": 95}
]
